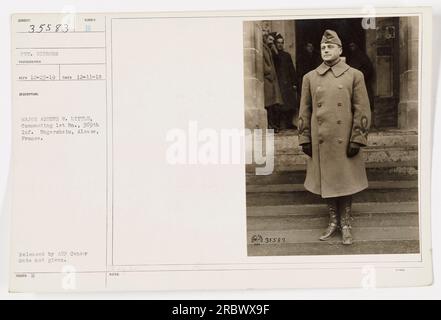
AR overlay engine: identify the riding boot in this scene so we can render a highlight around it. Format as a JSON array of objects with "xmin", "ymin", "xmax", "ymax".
[
  {"xmin": 339, "ymin": 195, "xmax": 354, "ymax": 245},
  {"xmin": 265, "ymin": 105, "xmax": 280, "ymax": 133},
  {"xmin": 319, "ymin": 198, "xmax": 339, "ymax": 241}
]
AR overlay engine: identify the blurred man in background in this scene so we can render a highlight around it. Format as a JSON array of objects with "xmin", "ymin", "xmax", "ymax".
[
  {"xmin": 262, "ymin": 30, "xmax": 283, "ymax": 132},
  {"xmin": 272, "ymin": 33, "xmax": 299, "ymax": 130},
  {"xmin": 297, "ymin": 42, "xmax": 322, "ymax": 91}
]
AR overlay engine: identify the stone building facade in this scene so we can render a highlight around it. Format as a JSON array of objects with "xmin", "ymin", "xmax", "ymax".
[
  {"xmin": 245, "ymin": 17, "xmax": 420, "ymax": 255},
  {"xmin": 243, "ymin": 16, "xmax": 419, "ymax": 132}
]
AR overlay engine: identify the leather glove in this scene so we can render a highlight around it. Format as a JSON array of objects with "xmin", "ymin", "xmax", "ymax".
[
  {"xmin": 347, "ymin": 142, "xmax": 362, "ymax": 158},
  {"xmin": 301, "ymin": 143, "xmax": 312, "ymax": 158}
]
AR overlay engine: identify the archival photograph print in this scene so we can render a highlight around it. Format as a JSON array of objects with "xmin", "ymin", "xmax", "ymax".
[{"xmin": 244, "ymin": 16, "xmax": 420, "ymax": 256}]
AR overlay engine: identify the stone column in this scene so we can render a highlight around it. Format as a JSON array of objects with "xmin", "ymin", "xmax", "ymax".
[
  {"xmin": 365, "ymin": 27, "xmax": 377, "ymax": 127},
  {"xmin": 398, "ymin": 16, "xmax": 419, "ymax": 131},
  {"xmin": 244, "ymin": 21, "xmax": 266, "ymax": 129}
]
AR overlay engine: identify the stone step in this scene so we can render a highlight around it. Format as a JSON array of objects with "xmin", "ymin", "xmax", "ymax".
[
  {"xmin": 247, "ymin": 130, "xmax": 418, "ymax": 174},
  {"xmin": 274, "ymin": 144, "xmax": 417, "ymax": 156},
  {"xmin": 246, "ymin": 187, "xmax": 418, "ymax": 206},
  {"xmin": 248, "ymin": 201, "xmax": 418, "ymax": 231},
  {"xmin": 274, "ymin": 149, "xmax": 417, "ymax": 169},
  {"xmin": 247, "ymin": 201, "xmax": 418, "ymax": 217},
  {"xmin": 248, "ymin": 211, "xmax": 418, "ymax": 230},
  {"xmin": 250, "ymin": 131, "xmax": 417, "ymax": 156},
  {"xmin": 263, "ymin": 129, "xmax": 418, "ymax": 150},
  {"xmin": 247, "ymin": 239, "xmax": 420, "ymax": 256},
  {"xmin": 246, "ymin": 160, "xmax": 418, "ymax": 173},
  {"xmin": 247, "ymin": 180, "xmax": 418, "ymax": 193},
  {"xmin": 246, "ymin": 167, "xmax": 417, "ymax": 185},
  {"xmin": 248, "ymin": 226, "xmax": 419, "ymax": 244}
]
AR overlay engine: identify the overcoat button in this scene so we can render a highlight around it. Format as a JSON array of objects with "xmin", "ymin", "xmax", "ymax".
[
  {"xmin": 319, "ymin": 139, "xmax": 324, "ymax": 144},
  {"xmin": 338, "ymin": 85, "xmax": 343, "ymax": 89},
  {"xmin": 338, "ymin": 139, "xmax": 343, "ymax": 144},
  {"xmin": 318, "ymin": 103, "xmax": 322, "ymax": 108},
  {"xmin": 338, "ymin": 102, "xmax": 342, "ymax": 106},
  {"xmin": 337, "ymin": 120, "xmax": 341, "ymax": 124}
]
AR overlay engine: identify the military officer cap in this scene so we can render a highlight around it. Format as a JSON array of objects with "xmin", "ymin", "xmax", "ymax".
[
  {"xmin": 273, "ymin": 32, "xmax": 284, "ymax": 40},
  {"xmin": 269, "ymin": 31, "xmax": 283, "ymax": 40},
  {"xmin": 321, "ymin": 29, "xmax": 342, "ymax": 47},
  {"xmin": 268, "ymin": 32, "xmax": 275, "ymax": 38}
]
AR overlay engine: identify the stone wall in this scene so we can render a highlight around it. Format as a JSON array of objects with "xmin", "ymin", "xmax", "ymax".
[
  {"xmin": 243, "ymin": 21, "xmax": 266, "ymax": 129},
  {"xmin": 398, "ymin": 16, "xmax": 419, "ymax": 131}
]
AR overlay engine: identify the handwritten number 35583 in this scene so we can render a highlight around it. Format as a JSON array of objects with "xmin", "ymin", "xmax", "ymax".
[{"xmin": 28, "ymin": 24, "xmax": 69, "ymax": 33}]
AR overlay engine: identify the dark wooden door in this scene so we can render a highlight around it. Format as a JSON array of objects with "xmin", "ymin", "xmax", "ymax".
[{"xmin": 372, "ymin": 17, "xmax": 400, "ymax": 128}]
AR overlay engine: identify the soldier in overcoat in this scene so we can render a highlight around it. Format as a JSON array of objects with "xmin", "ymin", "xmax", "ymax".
[
  {"xmin": 263, "ymin": 30, "xmax": 283, "ymax": 132},
  {"xmin": 298, "ymin": 30, "xmax": 371, "ymax": 245},
  {"xmin": 272, "ymin": 33, "xmax": 299, "ymax": 129}
]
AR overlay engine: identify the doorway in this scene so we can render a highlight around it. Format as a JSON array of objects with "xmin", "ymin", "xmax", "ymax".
[
  {"xmin": 295, "ymin": 18, "xmax": 400, "ymax": 128},
  {"xmin": 295, "ymin": 18, "xmax": 366, "ymax": 59}
]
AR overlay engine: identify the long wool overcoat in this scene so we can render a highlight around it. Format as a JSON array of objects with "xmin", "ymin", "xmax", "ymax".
[
  {"xmin": 298, "ymin": 59, "xmax": 371, "ymax": 198},
  {"xmin": 273, "ymin": 50, "xmax": 299, "ymax": 112},
  {"xmin": 263, "ymin": 44, "xmax": 283, "ymax": 108}
]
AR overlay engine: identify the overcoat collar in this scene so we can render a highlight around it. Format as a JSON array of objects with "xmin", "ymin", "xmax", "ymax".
[{"xmin": 316, "ymin": 59, "xmax": 350, "ymax": 77}]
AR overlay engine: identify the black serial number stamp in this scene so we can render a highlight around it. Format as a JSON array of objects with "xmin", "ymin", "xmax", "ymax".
[{"xmin": 250, "ymin": 234, "xmax": 286, "ymax": 245}]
